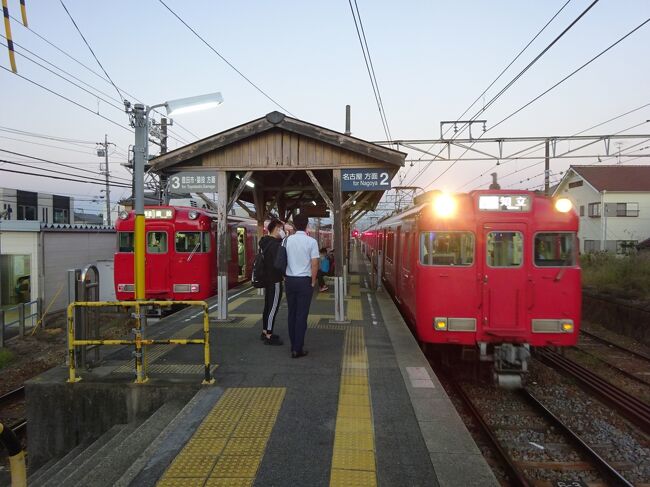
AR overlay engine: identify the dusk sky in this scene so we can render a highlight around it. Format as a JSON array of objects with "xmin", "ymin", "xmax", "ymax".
[{"xmin": 1, "ymin": 0, "xmax": 648, "ymax": 216}]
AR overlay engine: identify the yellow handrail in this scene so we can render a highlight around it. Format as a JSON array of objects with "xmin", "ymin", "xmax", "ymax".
[
  {"xmin": 66, "ymin": 300, "xmax": 214, "ymax": 385},
  {"xmin": 0, "ymin": 422, "xmax": 26, "ymax": 487}
]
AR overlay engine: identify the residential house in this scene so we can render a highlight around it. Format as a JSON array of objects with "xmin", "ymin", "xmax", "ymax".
[{"xmin": 553, "ymin": 165, "xmax": 650, "ymax": 254}]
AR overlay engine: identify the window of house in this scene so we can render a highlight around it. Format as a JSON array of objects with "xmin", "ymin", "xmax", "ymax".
[
  {"xmin": 420, "ymin": 232, "xmax": 474, "ymax": 266},
  {"xmin": 584, "ymin": 240, "xmax": 598, "ymax": 253},
  {"xmin": 17, "ymin": 205, "xmax": 37, "ymax": 220},
  {"xmin": 118, "ymin": 232, "xmax": 134, "ymax": 252},
  {"xmin": 568, "ymin": 180, "xmax": 583, "ymax": 189},
  {"xmin": 579, "ymin": 205, "xmax": 585, "ymax": 217},
  {"xmin": 588, "ymin": 202, "xmax": 601, "ymax": 217},
  {"xmin": 53, "ymin": 208, "xmax": 69, "ymax": 224},
  {"xmin": 486, "ymin": 232, "xmax": 523, "ymax": 267},
  {"xmin": 616, "ymin": 240, "xmax": 638, "ymax": 255},
  {"xmin": 146, "ymin": 232, "xmax": 168, "ymax": 253},
  {"xmin": 175, "ymin": 231, "xmax": 210, "ymax": 253},
  {"xmin": 615, "ymin": 202, "xmax": 639, "ymax": 217},
  {"xmin": 534, "ymin": 233, "xmax": 576, "ymax": 267}
]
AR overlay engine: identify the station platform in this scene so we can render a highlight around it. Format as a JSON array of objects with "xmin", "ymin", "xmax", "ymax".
[{"xmin": 25, "ymin": 248, "xmax": 497, "ymax": 487}]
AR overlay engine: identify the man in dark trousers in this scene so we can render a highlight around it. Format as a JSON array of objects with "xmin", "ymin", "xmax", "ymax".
[
  {"xmin": 259, "ymin": 219, "xmax": 286, "ymax": 345},
  {"xmin": 284, "ymin": 213, "xmax": 319, "ymax": 358}
]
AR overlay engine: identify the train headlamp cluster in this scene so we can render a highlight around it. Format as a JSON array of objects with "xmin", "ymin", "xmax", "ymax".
[
  {"xmin": 188, "ymin": 210, "xmax": 199, "ymax": 220},
  {"xmin": 432, "ymin": 194, "xmax": 457, "ymax": 218},
  {"xmin": 434, "ymin": 317, "xmax": 447, "ymax": 331},
  {"xmin": 561, "ymin": 321, "xmax": 574, "ymax": 332},
  {"xmin": 554, "ymin": 198, "xmax": 573, "ymax": 213},
  {"xmin": 118, "ymin": 210, "xmax": 129, "ymax": 220}
]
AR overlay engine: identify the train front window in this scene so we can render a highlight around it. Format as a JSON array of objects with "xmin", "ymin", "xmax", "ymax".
[
  {"xmin": 420, "ymin": 232, "xmax": 474, "ymax": 266},
  {"xmin": 146, "ymin": 232, "xmax": 168, "ymax": 253},
  {"xmin": 175, "ymin": 232, "xmax": 210, "ymax": 253},
  {"xmin": 118, "ymin": 232, "xmax": 134, "ymax": 252},
  {"xmin": 486, "ymin": 232, "xmax": 523, "ymax": 267},
  {"xmin": 534, "ymin": 233, "xmax": 576, "ymax": 267}
]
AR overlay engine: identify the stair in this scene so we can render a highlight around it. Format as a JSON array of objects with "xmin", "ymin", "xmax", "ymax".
[{"xmin": 26, "ymin": 387, "xmax": 224, "ymax": 487}]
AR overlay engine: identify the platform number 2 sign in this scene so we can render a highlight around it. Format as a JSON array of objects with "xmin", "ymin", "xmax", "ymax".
[{"xmin": 341, "ymin": 169, "xmax": 392, "ymax": 191}]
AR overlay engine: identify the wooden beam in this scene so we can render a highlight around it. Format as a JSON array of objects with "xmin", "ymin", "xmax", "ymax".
[
  {"xmin": 306, "ymin": 170, "xmax": 334, "ymax": 210},
  {"xmin": 341, "ymin": 190, "xmax": 364, "ymax": 211},
  {"xmin": 227, "ymin": 171, "xmax": 252, "ymax": 212},
  {"xmin": 196, "ymin": 192, "xmax": 218, "ymax": 211},
  {"xmin": 236, "ymin": 200, "xmax": 256, "ymax": 219}
]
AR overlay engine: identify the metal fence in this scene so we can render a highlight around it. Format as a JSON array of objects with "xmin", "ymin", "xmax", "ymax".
[{"xmin": 0, "ymin": 300, "xmax": 40, "ymax": 347}]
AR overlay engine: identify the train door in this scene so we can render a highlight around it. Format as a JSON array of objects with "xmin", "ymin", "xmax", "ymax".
[
  {"xmin": 237, "ymin": 227, "xmax": 247, "ymax": 280},
  {"xmin": 146, "ymin": 228, "xmax": 170, "ymax": 296},
  {"xmin": 401, "ymin": 230, "xmax": 415, "ymax": 315},
  {"xmin": 482, "ymin": 224, "xmax": 527, "ymax": 333},
  {"xmin": 394, "ymin": 226, "xmax": 402, "ymax": 299}
]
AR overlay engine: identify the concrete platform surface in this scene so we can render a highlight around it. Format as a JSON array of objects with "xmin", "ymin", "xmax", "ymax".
[{"xmin": 26, "ymin": 247, "xmax": 498, "ymax": 487}]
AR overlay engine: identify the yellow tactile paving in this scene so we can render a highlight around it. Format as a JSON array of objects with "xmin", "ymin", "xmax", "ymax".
[
  {"xmin": 349, "ymin": 284, "xmax": 361, "ymax": 297},
  {"xmin": 349, "ymin": 275, "xmax": 360, "ymax": 284},
  {"xmin": 346, "ymin": 299, "xmax": 363, "ymax": 321},
  {"xmin": 213, "ymin": 314, "xmax": 259, "ymax": 329},
  {"xmin": 330, "ymin": 326, "xmax": 377, "ymax": 487},
  {"xmin": 157, "ymin": 388, "xmax": 285, "ymax": 487}
]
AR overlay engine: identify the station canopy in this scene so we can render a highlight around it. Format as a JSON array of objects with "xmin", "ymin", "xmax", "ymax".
[{"xmin": 150, "ymin": 111, "xmax": 406, "ymax": 221}]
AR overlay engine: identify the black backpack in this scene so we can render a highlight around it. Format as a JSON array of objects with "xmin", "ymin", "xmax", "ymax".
[{"xmin": 251, "ymin": 240, "xmax": 272, "ymax": 288}]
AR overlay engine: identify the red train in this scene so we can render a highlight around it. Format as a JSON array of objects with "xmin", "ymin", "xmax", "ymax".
[
  {"xmin": 362, "ymin": 190, "xmax": 580, "ymax": 387},
  {"xmin": 114, "ymin": 206, "xmax": 334, "ymax": 303}
]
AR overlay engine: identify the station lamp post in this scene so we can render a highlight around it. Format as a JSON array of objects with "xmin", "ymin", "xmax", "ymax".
[{"xmin": 127, "ymin": 92, "xmax": 223, "ymax": 300}]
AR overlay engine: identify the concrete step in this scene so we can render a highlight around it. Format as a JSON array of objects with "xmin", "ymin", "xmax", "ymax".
[
  {"xmin": 81, "ymin": 401, "xmax": 186, "ymax": 487},
  {"xmin": 39, "ymin": 423, "xmax": 135, "ymax": 487},
  {"xmin": 116, "ymin": 387, "xmax": 225, "ymax": 487},
  {"xmin": 28, "ymin": 441, "xmax": 90, "ymax": 485}
]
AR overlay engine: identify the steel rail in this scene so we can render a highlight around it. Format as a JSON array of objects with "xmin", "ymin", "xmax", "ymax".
[
  {"xmin": 537, "ymin": 349, "xmax": 650, "ymax": 435},
  {"xmin": 573, "ymin": 344, "xmax": 650, "ymax": 387},
  {"xmin": 521, "ymin": 390, "xmax": 633, "ymax": 487},
  {"xmin": 580, "ymin": 329, "xmax": 650, "ymax": 363},
  {"xmin": 0, "ymin": 387, "xmax": 25, "ymax": 407}
]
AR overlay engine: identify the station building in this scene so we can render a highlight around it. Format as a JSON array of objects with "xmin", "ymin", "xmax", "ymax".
[
  {"xmin": 553, "ymin": 165, "xmax": 650, "ymax": 254},
  {"xmin": 0, "ymin": 187, "xmax": 75, "ymax": 224}
]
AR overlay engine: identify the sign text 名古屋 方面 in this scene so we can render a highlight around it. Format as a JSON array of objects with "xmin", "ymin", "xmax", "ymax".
[
  {"xmin": 168, "ymin": 172, "xmax": 218, "ymax": 192},
  {"xmin": 341, "ymin": 169, "xmax": 391, "ymax": 192}
]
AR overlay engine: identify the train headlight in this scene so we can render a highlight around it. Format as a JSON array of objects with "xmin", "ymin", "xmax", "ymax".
[
  {"xmin": 432, "ymin": 194, "xmax": 456, "ymax": 218},
  {"xmin": 434, "ymin": 317, "xmax": 448, "ymax": 331},
  {"xmin": 554, "ymin": 198, "xmax": 573, "ymax": 213},
  {"xmin": 118, "ymin": 210, "xmax": 129, "ymax": 220},
  {"xmin": 188, "ymin": 210, "xmax": 199, "ymax": 220},
  {"xmin": 561, "ymin": 320, "xmax": 574, "ymax": 333}
]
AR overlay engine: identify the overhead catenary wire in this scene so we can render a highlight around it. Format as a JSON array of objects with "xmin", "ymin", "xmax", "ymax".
[
  {"xmin": 157, "ymin": 0, "xmax": 295, "ymax": 117},
  {"xmin": 347, "ymin": 0, "xmax": 393, "ymax": 144},
  {"xmin": 0, "ymin": 165, "xmax": 131, "ymax": 188},
  {"xmin": 0, "ymin": 160, "xmax": 131, "ymax": 187},
  {"xmin": 7, "ymin": 13, "xmax": 199, "ymax": 142}
]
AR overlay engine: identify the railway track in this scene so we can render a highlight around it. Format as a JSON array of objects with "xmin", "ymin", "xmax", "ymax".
[
  {"xmin": 0, "ymin": 386, "xmax": 26, "ymax": 437},
  {"xmin": 536, "ymin": 348, "xmax": 650, "ymax": 435},
  {"xmin": 452, "ymin": 381, "xmax": 633, "ymax": 486}
]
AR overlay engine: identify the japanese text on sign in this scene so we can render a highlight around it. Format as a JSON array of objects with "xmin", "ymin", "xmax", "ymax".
[
  {"xmin": 341, "ymin": 169, "xmax": 391, "ymax": 191},
  {"xmin": 478, "ymin": 194, "xmax": 531, "ymax": 212},
  {"xmin": 168, "ymin": 172, "xmax": 218, "ymax": 192}
]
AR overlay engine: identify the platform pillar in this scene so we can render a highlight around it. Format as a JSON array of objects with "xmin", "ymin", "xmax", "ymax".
[
  {"xmin": 331, "ymin": 169, "xmax": 348, "ymax": 323},
  {"xmin": 215, "ymin": 170, "xmax": 229, "ymax": 321}
]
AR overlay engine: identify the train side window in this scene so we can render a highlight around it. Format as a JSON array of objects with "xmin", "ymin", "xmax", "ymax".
[
  {"xmin": 534, "ymin": 232, "xmax": 576, "ymax": 267},
  {"xmin": 175, "ymin": 231, "xmax": 210, "ymax": 253},
  {"xmin": 147, "ymin": 231, "xmax": 168, "ymax": 253},
  {"xmin": 386, "ymin": 231, "xmax": 394, "ymax": 263},
  {"xmin": 118, "ymin": 232, "xmax": 134, "ymax": 252},
  {"xmin": 404, "ymin": 232, "xmax": 411, "ymax": 269},
  {"xmin": 420, "ymin": 231, "xmax": 474, "ymax": 266},
  {"xmin": 486, "ymin": 232, "xmax": 523, "ymax": 267}
]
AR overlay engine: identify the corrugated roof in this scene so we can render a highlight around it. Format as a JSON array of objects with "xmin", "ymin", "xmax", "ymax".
[{"xmin": 572, "ymin": 165, "xmax": 650, "ymax": 192}]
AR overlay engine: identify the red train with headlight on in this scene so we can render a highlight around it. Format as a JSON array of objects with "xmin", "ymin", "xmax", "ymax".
[
  {"xmin": 362, "ymin": 190, "xmax": 580, "ymax": 387},
  {"xmin": 114, "ymin": 206, "xmax": 259, "ymax": 302}
]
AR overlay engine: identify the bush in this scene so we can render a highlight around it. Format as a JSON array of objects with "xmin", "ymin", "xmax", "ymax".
[
  {"xmin": 581, "ymin": 252, "xmax": 650, "ymax": 300},
  {"xmin": 0, "ymin": 348, "xmax": 14, "ymax": 369}
]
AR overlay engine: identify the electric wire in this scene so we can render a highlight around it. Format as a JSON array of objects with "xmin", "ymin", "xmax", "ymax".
[
  {"xmin": 0, "ymin": 125, "xmax": 96, "ymax": 145},
  {"xmin": 0, "ymin": 165, "xmax": 131, "ymax": 188},
  {"xmin": 157, "ymin": 0, "xmax": 295, "ymax": 117},
  {"xmin": 0, "ymin": 160, "xmax": 130, "ymax": 187}
]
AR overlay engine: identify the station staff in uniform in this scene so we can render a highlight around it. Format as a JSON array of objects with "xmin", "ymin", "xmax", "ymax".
[
  {"xmin": 258, "ymin": 219, "xmax": 286, "ymax": 345},
  {"xmin": 284, "ymin": 213, "xmax": 319, "ymax": 358}
]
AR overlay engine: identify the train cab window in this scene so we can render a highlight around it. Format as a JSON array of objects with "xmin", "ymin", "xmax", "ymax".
[
  {"xmin": 534, "ymin": 233, "xmax": 576, "ymax": 267},
  {"xmin": 146, "ymin": 232, "xmax": 168, "ymax": 253},
  {"xmin": 175, "ymin": 232, "xmax": 210, "ymax": 253},
  {"xmin": 118, "ymin": 232, "xmax": 134, "ymax": 252},
  {"xmin": 486, "ymin": 232, "xmax": 523, "ymax": 267},
  {"xmin": 420, "ymin": 232, "xmax": 474, "ymax": 266}
]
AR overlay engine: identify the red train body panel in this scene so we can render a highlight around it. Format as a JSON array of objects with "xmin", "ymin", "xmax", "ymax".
[
  {"xmin": 362, "ymin": 190, "xmax": 580, "ymax": 383},
  {"xmin": 114, "ymin": 206, "xmax": 258, "ymax": 301}
]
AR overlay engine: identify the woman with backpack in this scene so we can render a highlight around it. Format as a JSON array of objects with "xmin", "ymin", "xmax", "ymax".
[{"xmin": 256, "ymin": 219, "xmax": 286, "ymax": 345}]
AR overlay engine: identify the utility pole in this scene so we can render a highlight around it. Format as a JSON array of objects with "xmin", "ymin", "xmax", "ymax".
[
  {"xmin": 160, "ymin": 118, "xmax": 169, "ymax": 204},
  {"xmin": 544, "ymin": 138, "xmax": 550, "ymax": 196},
  {"xmin": 97, "ymin": 135, "xmax": 114, "ymax": 225}
]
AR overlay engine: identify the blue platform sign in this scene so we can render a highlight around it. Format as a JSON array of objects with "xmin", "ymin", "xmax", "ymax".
[{"xmin": 341, "ymin": 168, "xmax": 391, "ymax": 191}]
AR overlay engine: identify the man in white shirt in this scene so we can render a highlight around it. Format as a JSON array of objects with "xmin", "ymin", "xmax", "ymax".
[{"xmin": 284, "ymin": 213, "xmax": 319, "ymax": 358}]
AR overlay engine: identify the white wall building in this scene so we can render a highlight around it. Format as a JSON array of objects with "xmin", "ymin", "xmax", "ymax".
[
  {"xmin": 0, "ymin": 187, "xmax": 75, "ymax": 225},
  {"xmin": 553, "ymin": 165, "xmax": 650, "ymax": 254}
]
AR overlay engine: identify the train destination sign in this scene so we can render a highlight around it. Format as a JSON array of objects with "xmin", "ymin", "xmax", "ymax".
[
  {"xmin": 478, "ymin": 194, "xmax": 531, "ymax": 212},
  {"xmin": 169, "ymin": 172, "xmax": 218, "ymax": 192},
  {"xmin": 341, "ymin": 169, "xmax": 391, "ymax": 191}
]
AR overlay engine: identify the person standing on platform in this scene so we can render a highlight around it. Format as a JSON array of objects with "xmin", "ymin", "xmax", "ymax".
[
  {"xmin": 284, "ymin": 213, "xmax": 319, "ymax": 358},
  {"xmin": 317, "ymin": 248, "xmax": 330, "ymax": 292},
  {"xmin": 258, "ymin": 220, "xmax": 286, "ymax": 345}
]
